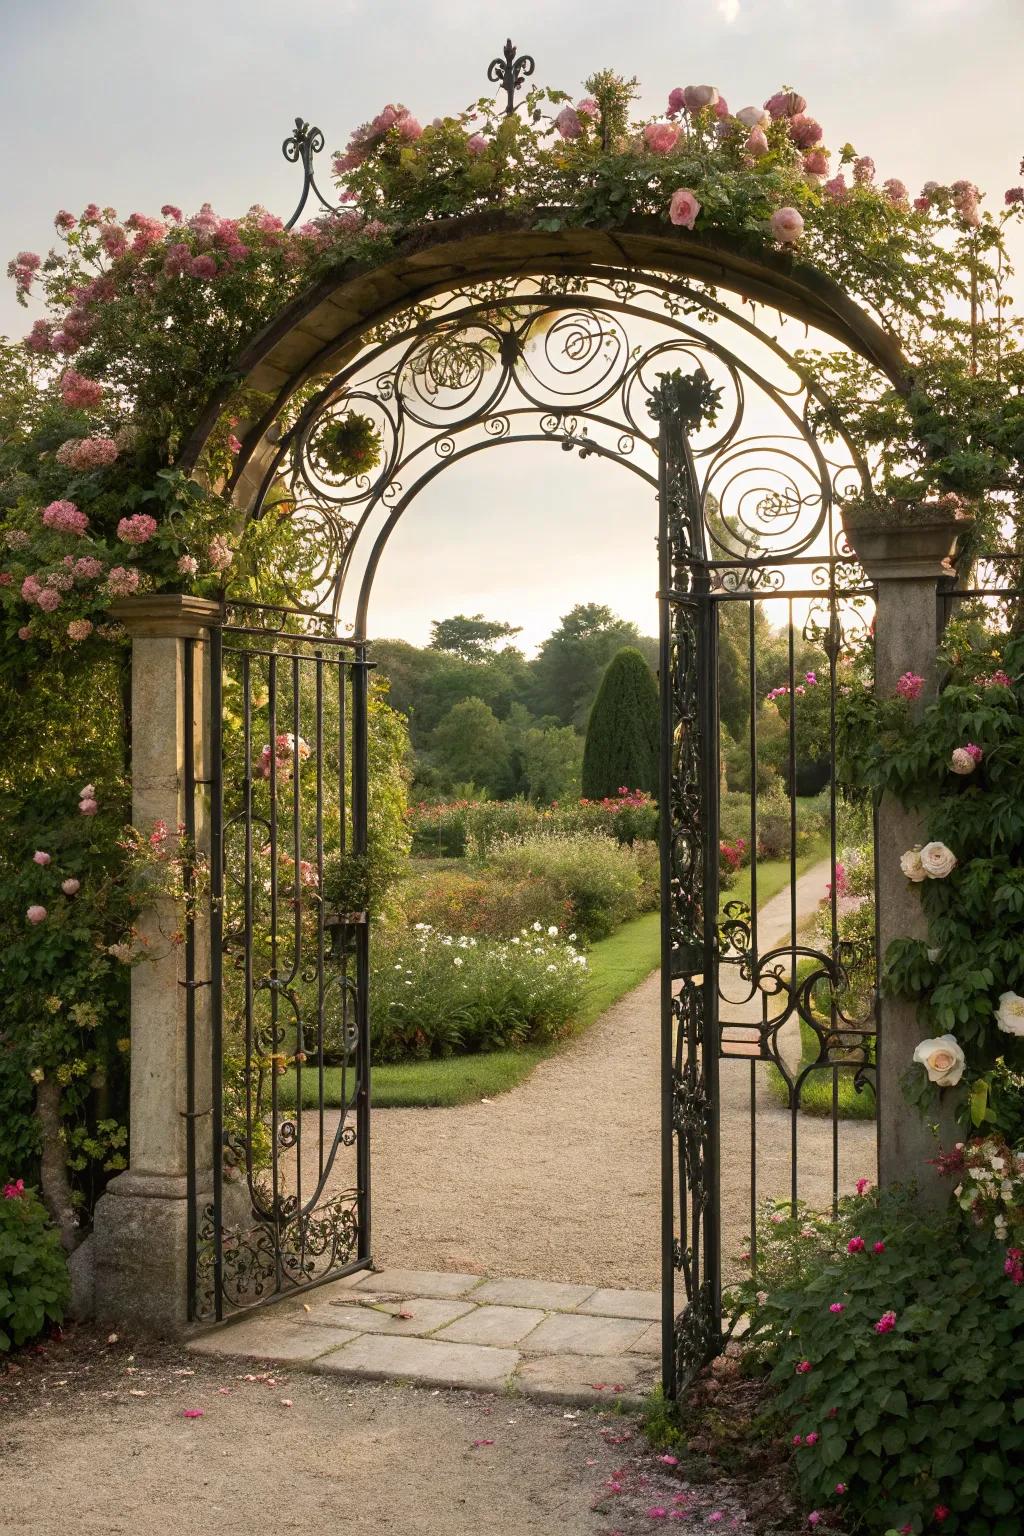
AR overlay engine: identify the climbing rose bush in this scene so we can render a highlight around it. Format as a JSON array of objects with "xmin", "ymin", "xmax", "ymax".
[
  {"xmin": 732, "ymin": 1190, "xmax": 1024, "ymax": 1534},
  {"xmin": 0, "ymin": 1181, "xmax": 70, "ymax": 1351}
]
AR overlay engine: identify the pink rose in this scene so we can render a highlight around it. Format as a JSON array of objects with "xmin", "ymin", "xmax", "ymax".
[
  {"xmin": 576, "ymin": 98, "xmax": 599, "ymax": 120},
  {"xmin": 33, "ymin": 851, "xmax": 51, "ymax": 866},
  {"xmin": 788, "ymin": 114, "xmax": 823, "ymax": 149},
  {"xmin": 667, "ymin": 87, "xmax": 686, "ymax": 116},
  {"xmin": 466, "ymin": 134, "xmax": 487, "ymax": 156},
  {"xmin": 884, "ymin": 178, "xmax": 909, "ymax": 206},
  {"xmin": 765, "ymin": 90, "xmax": 806, "ymax": 119},
  {"xmin": 683, "ymin": 85, "xmax": 719, "ymax": 112},
  {"xmin": 27, "ymin": 905, "xmax": 47, "ymax": 924},
  {"xmin": 736, "ymin": 105, "xmax": 769, "ymax": 130},
  {"xmin": 824, "ymin": 174, "xmax": 847, "ymax": 201},
  {"xmin": 803, "ymin": 149, "xmax": 829, "ymax": 176},
  {"xmin": 771, "ymin": 206, "xmax": 805, "ymax": 243},
  {"xmin": 554, "ymin": 105, "xmax": 582, "ymax": 140},
  {"xmin": 644, "ymin": 122, "xmax": 681, "ymax": 155},
  {"xmin": 79, "ymin": 797, "xmax": 99, "ymax": 816},
  {"xmin": 62, "ymin": 879, "xmax": 81, "ymax": 896},
  {"xmin": 746, "ymin": 128, "xmax": 769, "ymax": 158},
  {"xmin": 668, "ymin": 187, "xmax": 701, "ymax": 229}
]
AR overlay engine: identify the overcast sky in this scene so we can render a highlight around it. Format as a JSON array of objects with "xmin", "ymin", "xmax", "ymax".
[{"xmin": 2, "ymin": 0, "xmax": 1021, "ymax": 650}]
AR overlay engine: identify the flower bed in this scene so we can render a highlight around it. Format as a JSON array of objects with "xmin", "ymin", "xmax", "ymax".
[
  {"xmin": 486, "ymin": 830, "xmax": 658, "ymax": 941},
  {"xmin": 371, "ymin": 924, "xmax": 587, "ymax": 1061},
  {"xmin": 407, "ymin": 789, "xmax": 658, "ymax": 858}
]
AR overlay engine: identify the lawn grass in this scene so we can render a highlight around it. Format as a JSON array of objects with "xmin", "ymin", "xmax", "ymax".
[{"xmin": 764, "ymin": 954, "xmax": 877, "ymax": 1122}]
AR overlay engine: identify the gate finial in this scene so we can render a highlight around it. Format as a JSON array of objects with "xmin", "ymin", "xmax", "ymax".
[
  {"xmin": 647, "ymin": 368, "xmax": 723, "ymax": 429},
  {"xmin": 487, "ymin": 39, "xmax": 536, "ymax": 117}
]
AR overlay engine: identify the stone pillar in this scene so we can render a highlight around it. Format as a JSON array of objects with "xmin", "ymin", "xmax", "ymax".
[
  {"xmin": 92, "ymin": 594, "xmax": 222, "ymax": 1332},
  {"xmin": 850, "ymin": 526, "xmax": 961, "ymax": 1200}
]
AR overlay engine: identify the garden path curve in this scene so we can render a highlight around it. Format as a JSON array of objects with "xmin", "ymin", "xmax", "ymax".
[{"xmin": 365, "ymin": 856, "xmax": 875, "ymax": 1290}]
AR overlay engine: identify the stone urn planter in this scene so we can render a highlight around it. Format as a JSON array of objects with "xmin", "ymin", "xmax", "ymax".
[{"xmin": 840, "ymin": 497, "xmax": 974, "ymax": 580}]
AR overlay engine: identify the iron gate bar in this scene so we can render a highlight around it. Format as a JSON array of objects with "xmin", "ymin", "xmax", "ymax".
[{"xmin": 190, "ymin": 614, "xmax": 373, "ymax": 1321}]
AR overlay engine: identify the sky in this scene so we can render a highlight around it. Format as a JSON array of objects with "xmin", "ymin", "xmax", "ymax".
[{"xmin": 2, "ymin": 0, "xmax": 1022, "ymax": 651}]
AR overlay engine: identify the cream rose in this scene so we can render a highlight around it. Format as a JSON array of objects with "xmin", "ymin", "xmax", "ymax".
[
  {"xmin": 920, "ymin": 841, "xmax": 957, "ymax": 879},
  {"xmin": 950, "ymin": 748, "xmax": 976, "ymax": 775},
  {"xmin": 913, "ymin": 1034, "xmax": 966, "ymax": 1087},
  {"xmin": 900, "ymin": 847, "xmax": 927, "ymax": 882},
  {"xmin": 736, "ymin": 105, "xmax": 770, "ymax": 130},
  {"xmin": 996, "ymin": 991, "xmax": 1024, "ymax": 1037}
]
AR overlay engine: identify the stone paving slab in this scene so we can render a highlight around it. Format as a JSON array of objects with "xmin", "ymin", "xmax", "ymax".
[
  {"xmin": 188, "ymin": 1272, "xmax": 662, "ymax": 1405},
  {"xmin": 434, "ymin": 1305, "xmax": 547, "ymax": 1348},
  {"xmin": 318, "ymin": 1333, "xmax": 520, "ymax": 1391},
  {"xmin": 190, "ymin": 1317, "xmax": 362, "ymax": 1361},
  {"xmin": 577, "ymin": 1287, "xmax": 660, "ymax": 1321},
  {"xmin": 514, "ymin": 1351, "xmax": 659, "ymax": 1406},
  {"xmin": 305, "ymin": 1295, "xmax": 476, "ymax": 1336},
  {"xmin": 351, "ymin": 1268, "xmax": 483, "ymax": 1298},
  {"xmin": 520, "ymin": 1312, "xmax": 648, "ymax": 1356},
  {"xmin": 628, "ymin": 1323, "xmax": 662, "ymax": 1356},
  {"xmin": 470, "ymin": 1277, "xmax": 596, "ymax": 1310}
]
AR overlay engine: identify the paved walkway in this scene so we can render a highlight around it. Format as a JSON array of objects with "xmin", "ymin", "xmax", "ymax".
[{"xmin": 192, "ymin": 1269, "xmax": 660, "ymax": 1407}]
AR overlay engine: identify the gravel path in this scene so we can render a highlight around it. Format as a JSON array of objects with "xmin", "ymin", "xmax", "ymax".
[{"xmin": 366, "ymin": 856, "xmax": 874, "ymax": 1288}]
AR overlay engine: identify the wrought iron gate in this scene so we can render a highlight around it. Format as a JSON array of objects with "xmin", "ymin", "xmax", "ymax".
[
  {"xmin": 654, "ymin": 372, "xmax": 879, "ymax": 1396},
  {"xmin": 186, "ymin": 602, "xmax": 372, "ymax": 1320}
]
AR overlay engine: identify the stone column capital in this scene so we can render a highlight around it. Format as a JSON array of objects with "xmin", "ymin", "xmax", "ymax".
[{"xmin": 109, "ymin": 592, "xmax": 224, "ymax": 639}]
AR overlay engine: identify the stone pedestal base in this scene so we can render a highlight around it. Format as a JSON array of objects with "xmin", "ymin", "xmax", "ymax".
[{"xmin": 92, "ymin": 1171, "xmax": 209, "ymax": 1334}]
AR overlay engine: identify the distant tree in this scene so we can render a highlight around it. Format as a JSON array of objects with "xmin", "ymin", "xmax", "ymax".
[
  {"xmin": 581, "ymin": 648, "xmax": 659, "ymax": 799},
  {"xmin": 531, "ymin": 602, "xmax": 648, "ymax": 727},
  {"xmin": 522, "ymin": 724, "xmax": 583, "ymax": 804},
  {"xmin": 429, "ymin": 696, "xmax": 509, "ymax": 795},
  {"xmin": 428, "ymin": 613, "xmax": 522, "ymax": 661}
]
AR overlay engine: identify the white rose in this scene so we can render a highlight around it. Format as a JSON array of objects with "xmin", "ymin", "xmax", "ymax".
[
  {"xmin": 913, "ymin": 1033, "xmax": 966, "ymax": 1087},
  {"xmin": 736, "ymin": 105, "xmax": 769, "ymax": 129},
  {"xmin": 920, "ymin": 841, "xmax": 957, "ymax": 879},
  {"xmin": 900, "ymin": 847, "xmax": 927, "ymax": 882},
  {"xmin": 996, "ymin": 990, "xmax": 1024, "ymax": 1037},
  {"xmin": 927, "ymin": 948, "xmax": 942, "ymax": 963},
  {"xmin": 950, "ymin": 748, "xmax": 976, "ymax": 775}
]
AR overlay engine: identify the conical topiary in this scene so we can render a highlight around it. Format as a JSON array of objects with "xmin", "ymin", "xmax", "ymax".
[{"xmin": 581, "ymin": 647, "xmax": 659, "ymax": 800}]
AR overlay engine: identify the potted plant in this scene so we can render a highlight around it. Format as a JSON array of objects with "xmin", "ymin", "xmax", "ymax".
[
  {"xmin": 321, "ymin": 849, "xmax": 371, "ymax": 926},
  {"xmin": 839, "ymin": 488, "xmax": 974, "ymax": 575}
]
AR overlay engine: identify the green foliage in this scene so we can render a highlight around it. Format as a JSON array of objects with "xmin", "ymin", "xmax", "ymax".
[
  {"xmin": 408, "ymin": 789, "xmax": 658, "ymax": 859},
  {"xmin": 848, "ymin": 627, "xmax": 1024, "ymax": 1118},
  {"xmin": 430, "ymin": 696, "xmax": 510, "ymax": 796},
  {"xmin": 0, "ymin": 1186, "xmax": 70, "ymax": 1351},
  {"xmin": 531, "ymin": 605, "xmax": 655, "ymax": 728},
  {"xmin": 581, "ymin": 647, "xmax": 659, "ymax": 800},
  {"xmin": 735, "ymin": 1193, "xmax": 1024, "ymax": 1535},
  {"xmin": 487, "ymin": 830, "xmax": 652, "ymax": 940},
  {"xmin": 428, "ymin": 613, "xmax": 522, "ymax": 661},
  {"xmin": 402, "ymin": 864, "xmax": 571, "ymax": 939},
  {"xmin": 370, "ymin": 925, "xmax": 587, "ymax": 1061}
]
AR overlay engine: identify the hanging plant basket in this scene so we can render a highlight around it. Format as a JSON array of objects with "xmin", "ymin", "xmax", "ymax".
[{"xmin": 315, "ymin": 411, "xmax": 383, "ymax": 481}]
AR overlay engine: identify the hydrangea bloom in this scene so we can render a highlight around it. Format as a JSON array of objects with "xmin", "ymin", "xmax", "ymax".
[
  {"xmin": 42, "ymin": 499, "xmax": 89, "ymax": 535},
  {"xmin": 67, "ymin": 618, "xmax": 94, "ymax": 641},
  {"xmin": 55, "ymin": 435, "xmax": 119, "ymax": 471},
  {"xmin": 105, "ymin": 565, "xmax": 141, "ymax": 598},
  {"xmin": 117, "ymin": 513, "xmax": 158, "ymax": 545},
  {"xmin": 36, "ymin": 587, "xmax": 61, "ymax": 612},
  {"xmin": 208, "ymin": 534, "xmax": 234, "ymax": 571}
]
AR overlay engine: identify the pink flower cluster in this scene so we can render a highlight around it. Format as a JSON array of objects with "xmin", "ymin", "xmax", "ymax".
[
  {"xmin": 874, "ymin": 1309, "xmax": 897, "ymax": 1333},
  {"xmin": 895, "ymin": 671, "xmax": 924, "ymax": 702},
  {"xmin": 259, "ymin": 733, "xmax": 312, "ymax": 781},
  {"xmin": 985, "ymin": 670, "xmax": 1012, "ymax": 688},
  {"xmin": 333, "ymin": 104, "xmax": 422, "ymax": 174},
  {"xmin": 79, "ymin": 782, "xmax": 99, "ymax": 816},
  {"xmin": 105, "ymin": 565, "xmax": 141, "ymax": 598},
  {"xmin": 2, "ymin": 1178, "xmax": 25, "ymax": 1199},
  {"xmin": 1005, "ymin": 1247, "xmax": 1024, "ymax": 1285},
  {"xmin": 55, "ymin": 435, "xmax": 119, "ymax": 472},
  {"xmin": 208, "ymin": 534, "xmax": 233, "ymax": 572},
  {"xmin": 117, "ymin": 513, "xmax": 158, "ymax": 545},
  {"xmin": 42, "ymin": 499, "xmax": 89, "ymax": 536},
  {"xmin": 7, "ymin": 250, "xmax": 40, "ymax": 299},
  {"xmin": 950, "ymin": 742, "xmax": 983, "ymax": 775},
  {"xmin": 60, "ymin": 368, "xmax": 104, "ymax": 409}
]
